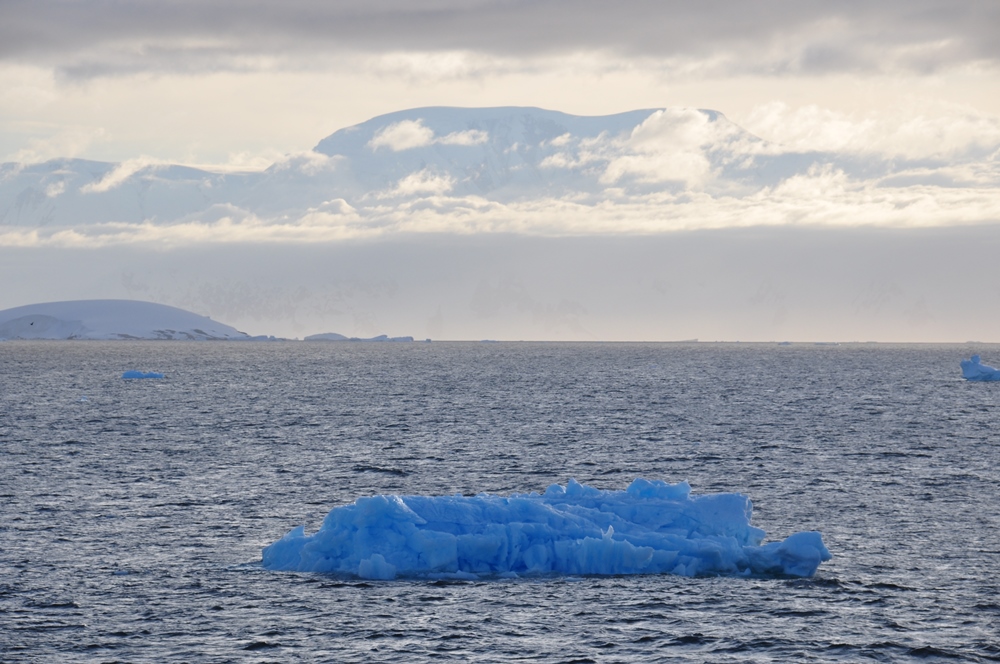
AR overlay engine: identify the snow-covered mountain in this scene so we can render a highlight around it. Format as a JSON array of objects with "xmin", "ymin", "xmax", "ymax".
[
  {"xmin": 0, "ymin": 106, "xmax": 829, "ymax": 229},
  {"xmin": 3, "ymin": 105, "xmax": 991, "ymax": 240},
  {"xmin": 0, "ymin": 300, "xmax": 250, "ymax": 340}
]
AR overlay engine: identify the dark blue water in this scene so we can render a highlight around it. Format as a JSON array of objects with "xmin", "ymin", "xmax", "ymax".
[{"xmin": 1, "ymin": 341, "xmax": 998, "ymax": 662}]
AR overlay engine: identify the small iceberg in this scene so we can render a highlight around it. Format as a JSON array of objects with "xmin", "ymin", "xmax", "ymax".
[
  {"xmin": 122, "ymin": 370, "xmax": 165, "ymax": 379},
  {"xmin": 262, "ymin": 478, "xmax": 831, "ymax": 580},
  {"xmin": 960, "ymin": 355, "xmax": 1000, "ymax": 381}
]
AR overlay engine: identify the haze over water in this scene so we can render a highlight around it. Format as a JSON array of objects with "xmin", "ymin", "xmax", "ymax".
[{"xmin": 1, "ymin": 341, "xmax": 998, "ymax": 662}]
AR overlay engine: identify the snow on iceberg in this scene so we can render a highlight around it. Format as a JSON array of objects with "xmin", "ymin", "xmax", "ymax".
[
  {"xmin": 121, "ymin": 370, "xmax": 165, "ymax": 379},
  {"xmin": 960, "ymin": 355, "xmax": 1000, "ymax": 381},
  {"xmin": 262, "ymin": 478, "xmax": 831, "ymax": 580}
]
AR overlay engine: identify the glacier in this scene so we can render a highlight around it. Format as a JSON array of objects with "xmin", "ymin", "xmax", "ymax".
[
  {"xmin": 961, "ymin": 355, "xmax": 1000, "ymax": 381},
  {"xmin": 262, "ymin": 478, "xmax": 831, "ymax": 580}
]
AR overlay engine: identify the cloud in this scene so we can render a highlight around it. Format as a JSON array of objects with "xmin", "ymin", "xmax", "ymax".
[
  {"xmin": 368, "ymin": 119, "xmax": 435, "ymax": 151},
  {"xmin": 540, "ymin": 109, "xmax": 760, "ymax": 189},
  {"xmin": 2, "ymin": 1, "xmax": 998, "ymax": 79},
  {"xmin": 204, "ymin": 149, "xmax": 295, "ymax": 173},
  {"xmin": 80, "ymin": 156, "xmax": 164, "ymax": 193},
  {"xmin": 600, "ymin": 109, "xmax": 740, "ymax": 188},
  {"xmin": 2, "ymin": 125, "xmax": 107, "ymax": 164},
  {"xmin": 743, "ymin": 101, "xmax": 1000, "ymax": 160},
  {"xmin": 368, "ymin": 119, "xmax": 488, "ymax": 151},
  {"xmin": 268, "ymin": 150, "xmax": 342, "ymax": 176},
  {"xmin": 383, "ymin": 169, "xmax": 455, "ymax": 197},
  {"xmin": 437, "ymin": 129, "xmax": 488, "ymax": 146},
  {"xmin": 5, "ymin": 172, "xmax": 1000, "ymax": 250}
]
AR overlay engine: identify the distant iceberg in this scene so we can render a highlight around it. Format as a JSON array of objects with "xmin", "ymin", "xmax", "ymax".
[
  {"xmin": 960, "ymin": 355, "xmax": 1000, "ymax": 381},
  {"xmin": 122, "ymin": 370, "xmax": 165, "ymax": 379},
  {"xmin": 262, "ymin": 478, "xmax": 831, "ymax": 580},
  {"xmin": 305, "ymin": 332, "xmax": 414, "ymax": 342}
]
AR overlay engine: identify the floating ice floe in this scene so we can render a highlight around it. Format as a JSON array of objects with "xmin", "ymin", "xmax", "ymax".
[
  {"xmin": 122, "ymin": 371, "xmax": 165, "ymax": 379},
  {"xmin": 262, "ymin": 478, "xmax": 831, "ymax": 580},
  {"xmin": 960, "ymin": 355, "xmax": 1000, "ymax": 381}
]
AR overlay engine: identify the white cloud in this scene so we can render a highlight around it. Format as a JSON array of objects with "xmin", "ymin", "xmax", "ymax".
[
  {"xmin": 268, "ymin": 150, "xmax": 342, "ymax": 176},
  {"xmin": 600, "ymin": 151, "xmax": 712, "ymax": 188},
  {"xmin": 548, "ymin": 133, "xmax": 572, "ymax": 147},
  {"xmin": 437, "ymin": 129, "xmax": 488, "ymax": 146},
  {"xmin": 5, "ymin": 173, "xmax": 1000, "ymax": 249},
  {"xmin": 539, "ymin": 152, "xmax": 578, "ymax": 169},
  {"xmin": 742, "ymin": 101, "xmax": 1000, "ymax": 160},
  {"xmin": 80, "ymin": 156, "xmax": 164, "ymax": 193},
  {"xmin": 202, "ymin": 149, "xmax": 290, "ymax": 173},
  {"xmin": 382, "ymin": 169, "xmax": 455, "ymax": 197},
  {"xmin": 540, "ymin": 109, "xmax": 766, "ymax": 189},
  {"xmin": 368, "ymin": 119, "xmax": 436, "ymax": 151},
  {"xmin": 368, "ymin": 119, "xmax": 488, "ymax": 151},
  {"xmin": 307, "ymin": 198, "xmax": 357, "ymax": 216}
]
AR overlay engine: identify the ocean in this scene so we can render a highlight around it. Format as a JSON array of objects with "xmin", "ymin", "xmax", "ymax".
[{"xmin": 1, "ymin": 341, "xmax": 998, "ymax": 662}]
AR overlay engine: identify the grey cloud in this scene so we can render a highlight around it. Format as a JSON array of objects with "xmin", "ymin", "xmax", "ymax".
[{"xmin": 2, "ymin": 0, "xmax": 998, "ymax": 77}]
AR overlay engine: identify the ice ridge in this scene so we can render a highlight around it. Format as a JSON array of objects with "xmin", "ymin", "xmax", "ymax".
[{"xmin": 262, "ymin": 478, "xmax": 831, "ymax": 580}]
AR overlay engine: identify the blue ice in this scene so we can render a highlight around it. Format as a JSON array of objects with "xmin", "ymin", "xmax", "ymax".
[
  {"xmin": 121, "ymin": 370, "xmax": 165, "ymax": 379},
  {"xmin": 262, "ymin": 478, "xmax": 831, "ymax": 580},
  {"xmin": 960, "ymin": 355, "xmax": 1000, "ymax": 381}
]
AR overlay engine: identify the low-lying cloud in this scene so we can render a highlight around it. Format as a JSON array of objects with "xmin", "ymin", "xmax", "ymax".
[
  {"xmin": 368, "ymin": 119, "xmax": 488, "ymax": 151},
  {"xmin": 4, "ymin": 177, "xmax": 999, "ymax": 250}
]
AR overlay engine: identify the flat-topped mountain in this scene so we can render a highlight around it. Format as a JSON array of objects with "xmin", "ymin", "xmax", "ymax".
[
  {"xmin": 0, "ymin": 300, "xmax": 250, "ymax": 340},
  {"xmin": 1, "ymin": 106, "xmax": 807, "ymax": 229}
]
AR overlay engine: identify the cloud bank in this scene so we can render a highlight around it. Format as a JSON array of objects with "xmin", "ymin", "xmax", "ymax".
[{"xmin": 2, "ymin": 1, "xmax": 998, "ymax": 79}]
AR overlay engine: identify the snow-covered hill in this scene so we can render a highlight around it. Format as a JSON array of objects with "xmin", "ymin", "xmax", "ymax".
[{"xmin": 0, "ymin": 300, "xmax": 251, "ymax": 340}]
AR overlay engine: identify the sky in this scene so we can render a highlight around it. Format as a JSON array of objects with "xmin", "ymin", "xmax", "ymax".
[
  {"xmin": 3, "ymin": 1, "xmax": 999, "ymax": 166},
  {"xmin": 1, "ymin": 1, "xmax": 999, "ymax": 341}
]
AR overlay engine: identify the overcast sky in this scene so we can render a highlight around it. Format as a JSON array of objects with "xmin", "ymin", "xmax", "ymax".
[
  {"xmin": 1, "ymin": 1, "xmax": 999, "ymax": 340},
  {"xmin": 2, "ymin": 0, "xmax": 999, "ymax": 166}
]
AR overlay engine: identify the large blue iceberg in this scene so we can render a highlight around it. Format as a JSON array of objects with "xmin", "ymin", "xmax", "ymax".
[
  {"xmin": 960, "ymin": 355, "xmax": 1000, "ymax": 381},
  {"xmin": 262, "ymin": 479, "xmax": 831, "ymax": 580}
]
